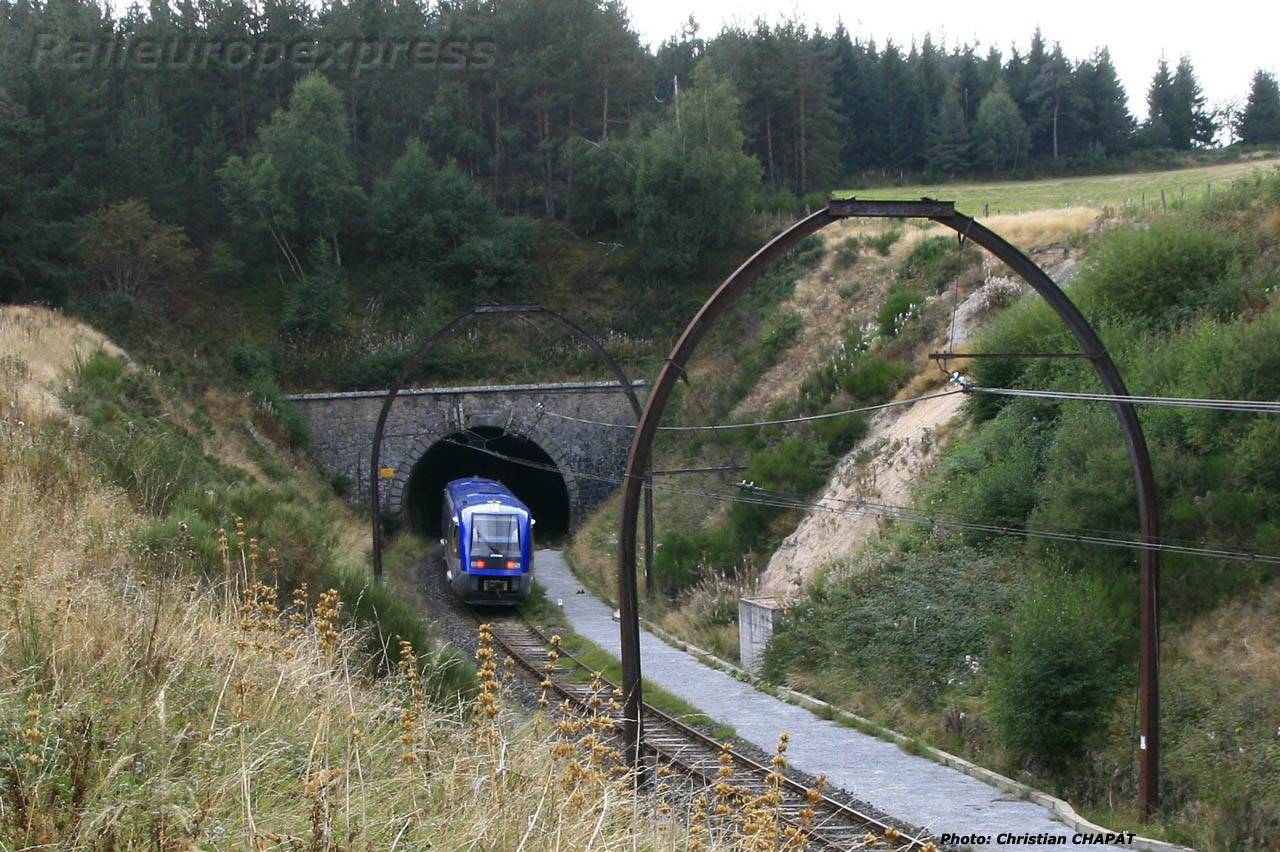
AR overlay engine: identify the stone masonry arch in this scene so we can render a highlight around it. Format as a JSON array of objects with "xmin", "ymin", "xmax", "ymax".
[
  {"xmin": 383, "ymin": 409, "xmax": 582, "ymax": 529},
  {"xmin": 287, "ymin": 380, "xmax": 642, "ymax": 534}
]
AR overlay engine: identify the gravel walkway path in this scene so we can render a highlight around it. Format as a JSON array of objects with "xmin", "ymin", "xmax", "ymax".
[{"xmin": 536, "ymin": 549, "xmax": 1130, "ymax": 851}]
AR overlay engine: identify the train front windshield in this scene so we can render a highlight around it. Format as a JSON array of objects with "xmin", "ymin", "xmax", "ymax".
[{"xmin": 472, "ymin": 514, "xmax": 520, "ymax": 555}]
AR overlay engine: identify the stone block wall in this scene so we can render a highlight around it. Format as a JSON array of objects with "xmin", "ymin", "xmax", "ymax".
[{"xmin": 288, "ymin": 381, "xmax": 645, "ymax": 529}]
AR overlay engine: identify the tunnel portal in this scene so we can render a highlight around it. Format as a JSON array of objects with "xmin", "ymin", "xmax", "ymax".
[{"xmin": 403, "ymin": 426, "xmax": 572, "ymax": 541}]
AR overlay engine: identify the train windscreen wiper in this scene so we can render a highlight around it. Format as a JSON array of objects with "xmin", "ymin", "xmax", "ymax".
[{"xmin": 472, "ymin": 514, "xmax": 519, "ymax": 555}]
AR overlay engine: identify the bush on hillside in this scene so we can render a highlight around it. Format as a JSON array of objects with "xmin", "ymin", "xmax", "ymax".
[
  {"xmin": 899, "ymin": 234, "xmax": 977, "ymax": 293},
  {"xmin": 763, "ymin": 548, "xmax": 1019, "ymax": 703},
  {"xmin": 867, "ymin": 228, "xmax": 902, "ymax": 256},
  {"xmin": 878, "ymin": 285, "xmax": 925, "ymax": 337},
  {"xmin": 1083, "ymin": 218, "xmax": 1239, "ymax": 327},
  {"xmin": 833, "ymin": 235, "xmax": 862, "ymax": 267},
  {"xmin": 840, "ymin": 357, "xmax": 911, "ymax": 402},
  {"xmin": 812, "ymin": 409, "xmax": 870, "ymax": 456},
  {"xmin": 989, "ymin": 572, "xmax": 1124, "ymax": 770}
]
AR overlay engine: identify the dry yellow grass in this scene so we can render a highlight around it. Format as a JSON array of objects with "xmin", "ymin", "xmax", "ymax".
[
  {"xmin": 0, "ymin": 422, "xmax": 797, "ymax": 848},
  {"xmin": 1175, "ymin": 582, "xmax": 1280, "ymax": 686},
  {"xmin": 887, "ymin": 206, "xmax": 1101, "ymax": 256},
  {"xmin": 974, "ymin": 206, "xmax": 1102, "ymax": 251},
  {"xmin": 726, "ymin": 207, "xmax": 1096, "ymax": 421},
  {"xmin": 3, "ymin": 308, "xmax": 829, "ymax": 851},
  {"xmin": 0, "ymin": 304, "xmax": 128, "ymax": 424}
]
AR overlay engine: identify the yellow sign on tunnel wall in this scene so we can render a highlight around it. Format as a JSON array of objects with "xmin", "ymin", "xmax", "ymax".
[{"xmin": 379, "ymin": 467, "xmax": 395, "ymax": 478}]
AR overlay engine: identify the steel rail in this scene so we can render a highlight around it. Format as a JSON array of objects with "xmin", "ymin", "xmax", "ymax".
[
  {"xmin": 482, "ymin": 615, "xmax": 933, "ymax": 851},
  {"xmin": 614, "ymin": 207, "xmax": 839, "ymax": 767}
]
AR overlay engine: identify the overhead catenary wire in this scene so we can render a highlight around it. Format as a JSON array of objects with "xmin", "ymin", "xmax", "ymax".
[
  {"xmin": 439, "ymin": 375, "xmax": 1280, "ymax": 555},
  {"xmin": 963, "ymin": 384, "xmax": 1280, "ymax": 414},
  {"xmin": 536, "ymin": 388, "xmax": 965, "ymax": 431},
  {"xmin": 435, "ymin": 437, "xmax": 1280, "ymax": 567}
]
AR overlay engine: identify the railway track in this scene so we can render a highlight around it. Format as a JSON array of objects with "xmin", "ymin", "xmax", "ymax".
[{"xmin": 482, "ymin": 614, "xmax": 941, "ymax": 852}]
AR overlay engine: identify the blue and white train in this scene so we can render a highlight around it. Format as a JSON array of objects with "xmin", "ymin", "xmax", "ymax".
[{"xmin": 441, "ymin": 477, "xmax": 534, "ymax": 606}]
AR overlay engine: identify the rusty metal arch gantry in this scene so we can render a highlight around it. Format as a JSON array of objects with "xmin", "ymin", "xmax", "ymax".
[{"xmin": 614, "ymin": 199, "xmax": 1164, "ymax": 821}]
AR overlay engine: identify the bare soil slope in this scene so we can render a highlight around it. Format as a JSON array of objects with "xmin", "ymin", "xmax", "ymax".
[{"xmin": 752, "ymin": 215, "xmax": 1090, "ymax": 595}]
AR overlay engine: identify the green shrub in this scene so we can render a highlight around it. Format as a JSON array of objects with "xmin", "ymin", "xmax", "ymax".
[
  {"xmin": 653, "ymin": 529, "xmax": 722, "ymax": 596},
  {"xmin": 208, "ymin": 240, "xmax": 245, "ymax": 285},
  {"xmin": 877, "ymin": 285, "xmax": 925, "ymax": 337},
  {"xmin": 716, "ymin": 311, "xmax": 803, "ymax": 418},
  {"xmin": 74, "ymin": 348, "xmax": 127, "ymax": 390},
  {"xmin": 247, "ymin": 372, "xmax": 310, "ymax": 448},
  {"xmin": 342, "ymin": 349, "xmax": 410, "ymax": 390},
  {"xmin": 761, "ymin": 311, "xmax": 803, "ymax": 357},
  {"xmin": 320, "ymin": 559, "xmax": 476, "ymax": 695},
  {"xmin": 794, "ymin": 234, "xmax": 826, "ymax": 268},
  {"xmin": 747, "ymin": 437, "xmax": 831, "ymax": 497},
  {"xmin": 936, "ymin": 400, "xmax": 1049, "ymax": 535},
  {"xmin": 840, "ymin": 357, "xmax": 911, "ymax": 402},
  {"xmin": 762, "ymin": 548, "xmax": 1018, "ymax": 701},
  {"xmin": 898, "ymin": 234, "xmax": 975, "ymax": 293},
  {"xmin": 68, "ymin": 352, "xmax": 226, "ymax": 516},
  {"xmin": 227, "ymin": 343, "xmax": 273, "ymax": 379},
  {"xmin": 452, "ymin": 217, "xmax": 537, "ymax": 298},
  {"xmin": 813, "ymin": 410, "xmax": 870, "ymax": 456},
  {"xmin": 834, "ymin": 236, "xmax": 862, "ymax": 268},
  {"xmin": 763, "ymin": 190, "xmax": 800, "ymax": 218},
  {"xmin": 867, "ymin": 228, "xmax": 902, "ymax": 256},
  {"xmin": 1083, "ymin": 219, "xmax": 1238, "ymax": 327},
  {"xmin": 133, "ymin": 515, "xmax": 222, "ymax": 575},
  {"xmin": 989, "ymin": 571, "xmax": 1124, "ymax": 769},
  {"xmin": 281, "ymin": 239, "xmax": 349, "ymax": 337},
  {"xmin": 963, "ymin": 297, "xmax": 1073, "ymax": 422},
  {"xmin": 801, "ymin": 191, "xmax": 828, "ymax": 212}
]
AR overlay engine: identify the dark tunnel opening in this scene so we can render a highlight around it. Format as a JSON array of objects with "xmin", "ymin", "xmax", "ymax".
[{"xmin": 403, "ymin": 427, "xmax": 571, "ymax": 541}]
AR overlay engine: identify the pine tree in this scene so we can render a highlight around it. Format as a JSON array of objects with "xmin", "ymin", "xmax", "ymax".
[
  {"xmin": 828, "ymin": 24, "xmax": 874, "ymax": 175},
  {"xmin": 914, "ymin": 35, "xmax": 948, "ymax": 127},
  {"xmin": 949, "ymin": 45, "xmax": 986, "ymax": 124},
  {"xmin": 1143, "ymin": 58, "xmax": 1176, "ymax": 148},
  {"xmin": 776, "ymin": 20, "xmax": 842, "ymax": 194},
  {"xmin": 1171, "ymin": 56, "xmax": 1216, "ymax": 148},
  {"xmin": 1238, "ymin": 70, "xmax": 1280, "ymax": 145},
  {"xmin": 975, "ymin": 79, "xmax": 1030, "ymax": 173},
  {"xmin": 879, "ymin": 40, "xmax": 922, "ymax": 171},
  {"xmin": 1028, "ymin": 44, "xmax": 1078, "ymax": 159},
  {"xmin": 1008, "ymin": 29, "xmax": 1047, "ymax": 131},
  {"xmin": 926, "ymin": 76, "xmax": 973, "ymax": 179},
  {"xmin": 1076, "ymin": 48, "xmax": 1134, "ymax": 157}
]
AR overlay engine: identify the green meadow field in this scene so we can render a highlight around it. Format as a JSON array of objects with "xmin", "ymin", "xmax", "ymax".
[{"xmin": 842, "ymin": 155, "xmax": 1280, "ymax": 215}]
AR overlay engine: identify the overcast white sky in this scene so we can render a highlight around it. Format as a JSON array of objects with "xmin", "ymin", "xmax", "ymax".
[{"xmin": 625, "ymin": 0, "xmax": 1279, "ymax": 120}]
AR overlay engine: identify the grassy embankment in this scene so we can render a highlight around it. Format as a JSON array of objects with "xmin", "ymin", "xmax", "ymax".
[
  {"xmin": 567, "ymin": 197, "xmax": 1106, "ymax": 662},
  {"xmin": 764, "ymin": 172, "xmax": 1280, "ymax": 849},
  {"xmin": 846, "ymin": 155, "xmax": 1280, "ymax": 215},
  {"xmin": 566, "ymin": 163, "xmax": 1280, "ymax": 849},
  {"xmin": 0, "ymin": 306, "xmax": 706, "ymax": 850}
]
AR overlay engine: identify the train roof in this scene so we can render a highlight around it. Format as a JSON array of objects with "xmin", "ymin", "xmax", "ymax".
[{"xmin": 444, "ymin": 477, "xmax": 530, "ymax": 513}]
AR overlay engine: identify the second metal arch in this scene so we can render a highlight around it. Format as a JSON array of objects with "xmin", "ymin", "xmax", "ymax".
[
  {"xmin": 371, "ymin": 304, "xmax": 653, "ymax": 583},
  {"xmin": 614, "ymin": 200, "xmax": 1161, "ymax": 821}
]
